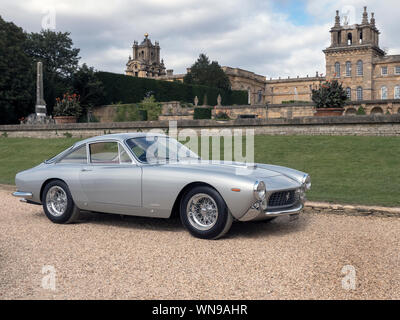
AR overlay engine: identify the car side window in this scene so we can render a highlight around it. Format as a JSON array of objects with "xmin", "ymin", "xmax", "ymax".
[
  {"xmin": 119, "ymin": 145, "xmax": 132, "ymax": 164},
  {"xmin": 59, "ymin": 145, "xmax": 87, "ymax": 164},
  {"xmin": 90, "ymin": 142, "xmax": 120, "ymax": 164}
]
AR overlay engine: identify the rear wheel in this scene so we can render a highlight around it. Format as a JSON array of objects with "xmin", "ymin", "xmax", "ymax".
[
  {"xmin": 42, "ymin": 180, "xmax": 80, "ymax": 224},
  {"xmin": 180, "ymin": 186, "xmax": 233, "ymax": 239}
]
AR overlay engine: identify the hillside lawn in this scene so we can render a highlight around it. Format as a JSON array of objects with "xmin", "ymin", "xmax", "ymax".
[{"xmin": 0, "ymin": 135, "xmax": 399, "ymax": 207}]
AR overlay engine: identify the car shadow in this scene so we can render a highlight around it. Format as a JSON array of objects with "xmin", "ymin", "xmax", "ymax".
[
  {"xmin": 79, "ymin": 210, "xmax": 310, "ymax": 239},
  {"xmin": 32, "ymin": 209, "xmax": 310, "ymax": 239},
  {"xmin": 76, "ymin": 210, "xmax": 185, "ymax": 233},
  {"xmin": 227, "ymin": 215, "xmax": 310, "ymax": 240}
]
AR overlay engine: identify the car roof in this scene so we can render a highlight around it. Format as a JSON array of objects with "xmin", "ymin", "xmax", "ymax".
[{"xmin": 75, "ymin": 132, "xmax": 167, "ymax": 147}]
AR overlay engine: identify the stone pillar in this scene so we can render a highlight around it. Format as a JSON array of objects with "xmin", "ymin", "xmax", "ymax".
[{"xmin": 35, "ymin": 62, "xmax": 47, "ymax": 117}]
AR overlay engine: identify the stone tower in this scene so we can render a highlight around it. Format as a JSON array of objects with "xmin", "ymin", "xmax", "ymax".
[
  {"xmin": 323, "ymin": 7, "xmax": 385, "ymax": 101},
  {"xmin": 126, "ymin": 33, "xmax": 166, "ymax": 78}
]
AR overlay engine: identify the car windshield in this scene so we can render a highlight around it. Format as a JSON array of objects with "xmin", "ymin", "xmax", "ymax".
[{"xmin": 126, "ymin": 136, "xmax": 199, "ymax": 164}]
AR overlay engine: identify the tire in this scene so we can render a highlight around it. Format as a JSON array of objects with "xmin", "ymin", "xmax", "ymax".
[
  {"xmin": 42, "ymin": 180, "xmax": 81, "ymax": 224},
  {"xmin": 180, "ymin": 186, "xmax": 233, "ymax": 240}
]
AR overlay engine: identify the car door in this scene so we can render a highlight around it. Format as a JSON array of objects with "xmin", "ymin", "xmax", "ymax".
[{"xmin": 79, "ymin": 140, "xmax": 142, "ymax": 214}]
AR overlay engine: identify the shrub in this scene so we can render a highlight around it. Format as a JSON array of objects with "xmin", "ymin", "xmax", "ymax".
[
  {"xmin": 194, "ymin": 107, "xmax": 212, "ymax": 120},
  {"xmin": 356, "ymin": 106, "xmax": 366, "ymax": 115},
  {"xmin": 138, "ymin": 109, "xmax": 148, "ymax": 121},
  {"xmin": 95, "ymin": 71, "xmax": 248, "ymax": 106},
  {"xmin": 311, "ymin": 80, "xmax": 348, "ymax": 109},
  {"xmin": 215, "ymin": 111, "xmax": 230, "ymax": 120},
  {"xmin": 54, "ymin": 93, "xmax": 82, "ymax": 117},
  {"xmin": 113, "ymin": 96, "xmax": 161, "ymax": 122}
]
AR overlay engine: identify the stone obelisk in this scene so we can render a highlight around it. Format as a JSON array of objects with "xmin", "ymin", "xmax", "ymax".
[{"xmin": 35, "ymin": 61, "xmax": 47, "ymax": 117}]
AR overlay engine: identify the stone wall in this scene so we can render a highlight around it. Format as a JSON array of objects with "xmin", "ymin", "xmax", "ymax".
[
  {"xmin": 1, "ymin": 115, "xmax": 399, "ymax": 139},
  {"xmin": 267, "ymin": 103, "xmax": 315, "ymax": 119},
  {"xmin": 265, "ymin": 76, "xmax": 324, "ymax": 104},
  {"xmin": 92, "ymin": 105, "xmax": 118, "ymax": 123},
  {"xmin": 213, "ymin": 105, "xmax": 267, "ymax": 119}
]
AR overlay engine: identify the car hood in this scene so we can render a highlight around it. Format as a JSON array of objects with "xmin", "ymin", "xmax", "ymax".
[{"xmin": 155, "ymin": 160, "xmax": 304, "ymax": 186}]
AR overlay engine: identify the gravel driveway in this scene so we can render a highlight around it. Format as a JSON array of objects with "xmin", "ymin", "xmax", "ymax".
[{"xmin": 0, "ymin": 189, "xmax": 399, "ymax": 300}]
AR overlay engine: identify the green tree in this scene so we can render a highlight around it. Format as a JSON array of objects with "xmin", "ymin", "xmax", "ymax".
[
  {"xmin": 184, "ymin": 53, "xmax": 231, "ymax": 91},
  {"xmin": 0, "ymin": 16, "xmax": 35, "ymax": 124},
  {"xmin": 25, "ymin": 30, "xmax": 80, "ymax": 114},
  {"xmin": 312, "ymin": 80, "xmax": 348, "ymax": 109},
  {"xmin": 72, "ymin": 63, "xmax": 104, "ymax": 118}
]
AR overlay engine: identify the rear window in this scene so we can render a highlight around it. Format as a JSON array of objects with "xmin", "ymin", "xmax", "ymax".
[{"xmin": 59, "ymin": 145, "xmax": 87, "ymax": 164}]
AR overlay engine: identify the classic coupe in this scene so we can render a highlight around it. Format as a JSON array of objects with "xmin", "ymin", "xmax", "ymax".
[{"xmin": 13, "ymin": 133, "xmax": 311, "ymax": 239}]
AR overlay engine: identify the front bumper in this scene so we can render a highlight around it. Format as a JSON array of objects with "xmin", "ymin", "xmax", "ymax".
[
  {"xmin": 12, "ymin": 191, "xmax": 33, "ymax": 203},
  {"xmin": 238, "ymin": 201, "xmax": 304, "ymax": 221}
]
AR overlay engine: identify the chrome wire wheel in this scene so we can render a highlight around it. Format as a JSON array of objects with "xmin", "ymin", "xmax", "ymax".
[
  {"xmin": 45, "ymin": 186, "xmax": 68, "ymax": 217},
  {"xmin": 186, "ymin": 193, "xmax": 219, "ymax": 231}
]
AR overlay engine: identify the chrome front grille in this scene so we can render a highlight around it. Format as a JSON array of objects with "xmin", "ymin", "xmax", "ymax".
[{"xmin": 268, "ymin": 190, "xmax": 296, "ymax": 208}]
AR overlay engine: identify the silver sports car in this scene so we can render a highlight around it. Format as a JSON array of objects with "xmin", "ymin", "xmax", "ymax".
[{"xmin": 13, "ymin": 133, "xmax": 311, "ymax": 239}]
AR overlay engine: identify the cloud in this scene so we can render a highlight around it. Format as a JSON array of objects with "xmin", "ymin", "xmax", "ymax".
[{"xmin": 1, "ymin": 0, "xmax": 399, "ymax": 79}]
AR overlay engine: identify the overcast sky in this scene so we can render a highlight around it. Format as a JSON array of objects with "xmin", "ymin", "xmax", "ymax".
[{"xmin": 2, "ymin": 0, "xmax": 400, "ymax": 78}]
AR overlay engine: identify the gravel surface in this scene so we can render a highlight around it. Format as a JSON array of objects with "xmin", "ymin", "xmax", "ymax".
[{"xmin": 0, "ymin": 189, "xmax": 399, "ymax": 300}]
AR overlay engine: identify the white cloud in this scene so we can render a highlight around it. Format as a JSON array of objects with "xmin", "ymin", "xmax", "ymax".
[{"xmin": 1, "ymin": 0, "xmax": 399, "ymax": 79}]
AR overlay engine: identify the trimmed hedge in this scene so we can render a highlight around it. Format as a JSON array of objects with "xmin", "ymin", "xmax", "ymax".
[
  {"xmin": 194, "ymin": 107, "xmax": 212, "ymax": 120},
  {"xmin": 95, "ymin": 71, "xmax": 248, "ymax": 106}
]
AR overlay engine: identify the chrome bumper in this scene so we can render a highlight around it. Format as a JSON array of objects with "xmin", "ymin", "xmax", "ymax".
[
  {"xmin": 12, "ymin": 191, "xmax": 33, "ymax": 203},
  {"xmin": 239, "ymin": 202, "xmax": 304, "ymax": 222}
]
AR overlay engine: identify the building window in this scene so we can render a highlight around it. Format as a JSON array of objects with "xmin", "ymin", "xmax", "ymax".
[
  {"xmin": 381, "ymin": 86, "xmax": 388, "ymax": 99},
  {"xmin": 357, "ymin": 60, "xmax": 363, "ymax": 76},
  {"xmin": 334, "ymin": 62, "xmax": 340, "ymax": 78},
  {"xmin": 395, "ymin": 86, "xmax": 400, "ymax": 99},
  {"xmin": 381, "ymin": 66, "xmax": 388, "ymax": 76},
  {"xmin": 395, "ymin": 66, "xmax": 400, "ymax": 75},
  {"xmin": 347, "ymin": 33, "xmax": 352, "ymax": 45},
  {"xmin": 346, "ymin": 61, "xmax": 352, "ymax": 77},
  {"xmin": 346, "ymin": 87, "xmax": 351, "ymax": 99},
  {"xmin": 257, "ymin": 90, "xmax": 262, "ymax": 103},
  {"xmin": 356, "ymin": 87, "xmax": 363, "ymax": 101},
  {"xmin": 359, "ymin": 31, "xmax": 363, "ymax": 44}
]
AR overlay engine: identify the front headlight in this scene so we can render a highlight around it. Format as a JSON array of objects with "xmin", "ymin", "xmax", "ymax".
[
  {"xmin": 302, "ymin": 174, "xmax": 311, "ymax": 190},
  {"xmin": 254, "ymin": 180, "xmax": 266, "ymax": 200}
]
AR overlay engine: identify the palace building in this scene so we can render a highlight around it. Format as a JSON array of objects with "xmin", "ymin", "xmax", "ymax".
[
  {"xmin": 126, "ymin": 7, "xmax": 400, "ymax": 114},
  {"xmin": 125, "ymin": 33, "xmax": 166, "ymax": 78},
  {"xmin": 265, "ymin": 7, "xmax": 400, "ymax": 115}
]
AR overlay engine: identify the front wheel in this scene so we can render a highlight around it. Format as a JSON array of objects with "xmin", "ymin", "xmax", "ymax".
[
  {"xmin": 180, "ymin": 186, "xmax": 233, "ymax": 239},
  {"xmin": 42, "ymin": 180, "xmax": 81, "ymax": 224}
]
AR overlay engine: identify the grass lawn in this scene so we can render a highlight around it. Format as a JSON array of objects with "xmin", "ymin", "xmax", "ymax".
[{"xmin": 0, "ymin": 135, "xmax": 399, "ymax": 207}]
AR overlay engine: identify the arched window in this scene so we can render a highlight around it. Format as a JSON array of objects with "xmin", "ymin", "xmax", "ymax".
[
  {"xmin": 371, "ymin": 107, "xmax": 384, "ymax": 114},
  {"xmin": 357, "ymin": 60, "xmax": 363, "ymax": 76},
  {"xmin": 357, "ymin": 87, "xmax": 363, "ymax": 101},
  {"xmin": 395, "ymin": 86, "xmax": 400, "ymax": 99},
  {"xmin": 347, "ymin": 33, "xmax": 352, "ymax": 45},
  {"xmin": 346, "ymin": 61, "xmax": 352, "ymax": 77},
  {"xmin": 381, "ymin": 86, "xmax": 388, "ymax": 100},
  {"xmin": 257, "ymin": 90, "xmax": 262, "ymax": 103},
  {"xmin": 335, "ymin": 62, "xmax": 340, "ymax": 78},
  {"xmin": 346, "ymin": 87, "xmax": 351, "ymax": 99}
]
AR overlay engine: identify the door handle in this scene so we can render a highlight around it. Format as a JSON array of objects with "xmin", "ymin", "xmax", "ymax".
[{"xmin": 81, "ymin": 168, "xmax": 93, "ymax": 172}]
